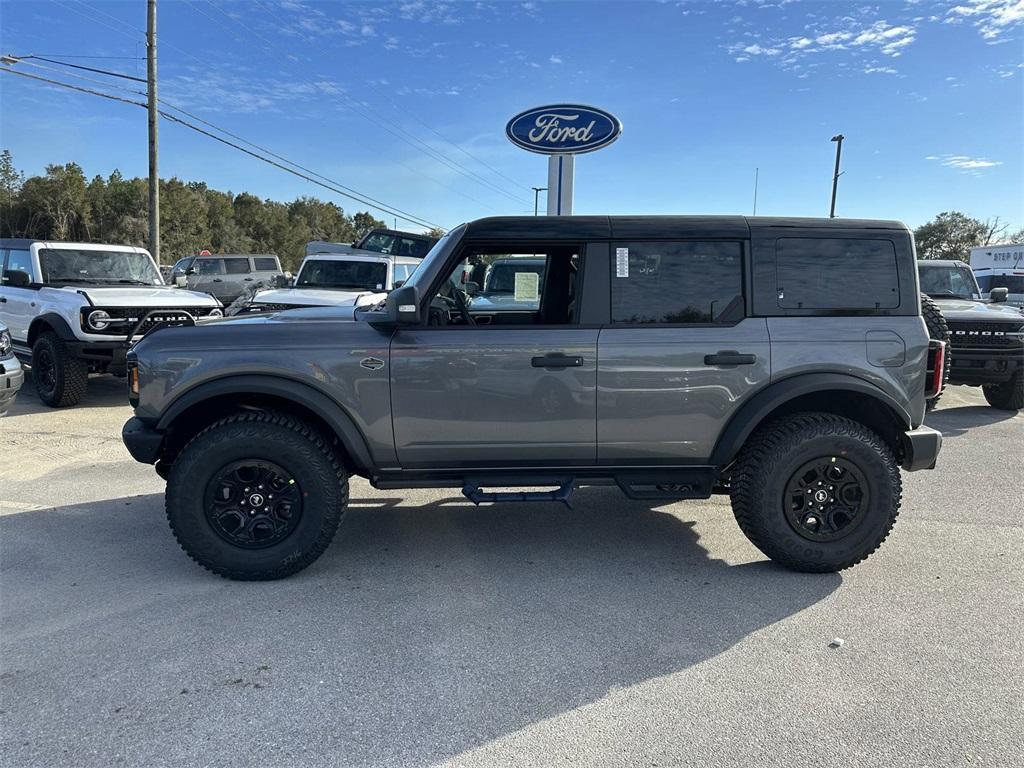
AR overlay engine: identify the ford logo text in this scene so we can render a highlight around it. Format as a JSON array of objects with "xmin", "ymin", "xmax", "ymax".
[{"xmin": 506, "ymin": 104, "xmax": 622, "ymax": 155}]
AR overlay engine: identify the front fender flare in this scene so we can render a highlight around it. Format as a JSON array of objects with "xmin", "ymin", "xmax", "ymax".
[
  {"xmin": 29, "ymin": 313, "xmax": 78, "ymax": 344},
  {"xmin": 709, "ymin": 373, "xmax": 912, "ymax": 467},
  {"xmin": 156, "ymin": 374, "xmax": 375, "ymax": 472}
]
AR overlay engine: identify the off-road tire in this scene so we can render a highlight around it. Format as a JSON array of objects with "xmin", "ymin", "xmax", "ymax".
[
  {"xmin": 729, "ymin": 412, "xmax": 902, "ymax": 573},
  {"xmin": 982, "ymin": 372, "xmax": 1024, "ymax": 411},
  {"xmin": 31, "ymin": 331, "xmax": 88, "ymax": 407},
  {"xmin": 920, "ymin": 293, "xmax": 950, "ymax": 412},
  {"xmin": 166, "ymin": 411, "xmax": 348, "ymax": 580}
]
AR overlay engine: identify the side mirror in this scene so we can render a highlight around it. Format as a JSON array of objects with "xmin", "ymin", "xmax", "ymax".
[
  {"xmin": 392, "ymin": 280, "xmax": 404, "ymax": 289},
  {"xmin": 3, "ymin": 269, "xmax": 31, "ymax": 288},
  {"xmin": 367, "ymin": 284, "xmax": 420, "ymax": 329},
  {"xmin": 990, "ymin": 287, "xmax": 1009, "ymax": 303},
  {"xmin": 464, "ymin": 281, "xmax": 480, "ymax": 296},
  {"xmin": 186, "ymin": 266, "xmax": 198, "ymax": 276},
  {"xmin": 174, "ymin": 275, "xmax": 188, "ymax": 287}
]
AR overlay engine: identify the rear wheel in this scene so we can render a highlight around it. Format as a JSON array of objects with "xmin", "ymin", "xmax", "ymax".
[
  {"xmin": 165, "ymin": 411, "xmax": 348, "ymax": 580},
  {"xmin": 31, "ymin": 332, "xmax": 88, "ymax": 407},
  {"xmin": 983, "ymin": 372, "xmax": 1023, "ymax": 411},
  {"xmin": 730, "ymin": 413, "xmax": 902, "ymax": 573},
  {"xmin": 920, "ymin": 293, "xmax": 950, "ymax": 412}
]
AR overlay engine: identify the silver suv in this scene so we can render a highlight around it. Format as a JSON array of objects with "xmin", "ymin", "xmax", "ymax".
[
  {"xmin": 122, "ymin": 216, "xmax": 943, "ymax": 580},
  {"xmin": 171, "ymin": 254, "xmax": 284, "ymax": 305}
]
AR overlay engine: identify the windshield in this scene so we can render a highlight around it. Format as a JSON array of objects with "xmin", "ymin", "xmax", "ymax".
[
  {"xmin": 360, "ymin": 232, "xmax": 434, "ymax": 258},
  {"xmin": 918, "ymin": 263, "xmax": 980, "ymax": 300},
  {"xmin": 297, "ymin": 259, "xmax": 388, "ymax": 291},
  {"xmin": 976, "ymin": 274, "xmax": 1024, "ymax": 293},
  {"xmin": 39, "ymin": 248, "xmax": 163, "ymax": 285}
]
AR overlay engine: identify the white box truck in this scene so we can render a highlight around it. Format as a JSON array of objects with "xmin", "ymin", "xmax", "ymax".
[{"xmin": 970, "ymin": 243, "xmax": 1024, "ymax": 308}]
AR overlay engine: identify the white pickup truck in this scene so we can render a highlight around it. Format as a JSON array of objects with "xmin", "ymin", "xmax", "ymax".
[{"xmin": 0, "ymin": 239, "xmax": 223, "ymax": 406}]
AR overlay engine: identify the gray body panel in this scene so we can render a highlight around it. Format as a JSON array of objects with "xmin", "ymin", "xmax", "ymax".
[{"xmin": 597, "ymin": 320, "xmax": 771, "ymax": 460}]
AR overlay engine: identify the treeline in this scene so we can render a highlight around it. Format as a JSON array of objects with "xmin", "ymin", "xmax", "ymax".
[{"xmin": 0, "ymin": 150, "xmax": 390, "ymax": 272}]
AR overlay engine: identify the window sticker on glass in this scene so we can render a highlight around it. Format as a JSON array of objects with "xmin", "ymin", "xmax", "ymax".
[
  {"xmin": 616, "ymin": 247, "xmax": 629, "ymax": 277},
  {"xmin": 514, "ymin": 271, "xmax": 540, "ymax": 302}
]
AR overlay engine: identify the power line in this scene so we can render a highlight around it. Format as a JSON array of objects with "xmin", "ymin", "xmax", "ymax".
[
  {"xmin": 0, "ymin": 66, "xmax": 445, "ymax": 230},
  {"xmin": 12, "ymin": 54, "xmax": 145, "ymax": 82},
  {"xmin": 6, "ymin": 54, "xmax": 476, "ymax": 220},
  {"xmin": 29, "ymin": 53, "xmax": 144, "ymax": 60}
]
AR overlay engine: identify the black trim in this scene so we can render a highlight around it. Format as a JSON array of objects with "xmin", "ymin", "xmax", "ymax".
[
  {"xmin": 29, "ymin": 313, "xmax": 77, "ymax": 342},
  {"xmin": 900, "ymin": 426, "xmax": 942, "ymax": 471},
  {"xmin": 708, "ymin": 373, "xmax": 912, "ymax": 466},
  {"xmin": 155, "ymin": 374, "xmax": 375, "ymax": 472},
  {"xmin": 122, "ymin": 417, "xmax": 165, "ymax": 464}
]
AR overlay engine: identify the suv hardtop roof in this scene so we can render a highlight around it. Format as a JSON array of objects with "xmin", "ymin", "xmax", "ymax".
[
  {"xmin": 191, "ymin": 253, "xmax": 277, "ymax": 259},
  {"xmin": 918, "ymin": 259, "xmax": 971, "ymax": 267},
  {"xmin": 0, "ymin": 238, "xmax": 150, "ymax": 253},
  {"xmin": 302, "ymin": 252, "xmax": 419, "ymax": 264},
  {"xmin": 461, "ymin": 215, "xmax": 908, "ymax": 241}
]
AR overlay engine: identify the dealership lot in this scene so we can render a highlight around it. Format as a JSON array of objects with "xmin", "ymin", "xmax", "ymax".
[{"xmin": 1, "ymin": 378, "xmax": 1021, "ymax": 768}]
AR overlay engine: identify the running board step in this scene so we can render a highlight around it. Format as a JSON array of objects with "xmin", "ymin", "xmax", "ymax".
[
  {"xmin": 614, "ymin": 469, "xmax": 715, "ymax": 500},
  {"xmin": 462, "ymin": 476, "xmax": 575, "ymax": 509}
]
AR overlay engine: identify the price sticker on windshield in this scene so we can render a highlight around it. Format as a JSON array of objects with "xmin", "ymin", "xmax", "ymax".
[
  {"xmin": 514, "ymin": 271, "xmax": 540, "ymax": 302},
  {"xmin": 616, "ymin": 247, "xmax": 629, "ymax": 277}
]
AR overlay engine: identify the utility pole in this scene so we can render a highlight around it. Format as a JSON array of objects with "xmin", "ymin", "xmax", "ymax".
[
  {"xmin": 147, "ymin": 0, "xmax": 160, "ymax": 264},
  {"xmin": 829, "ymin": 134, "xmax": 844, "ymax": 219},
  {"xmin": 532, "ymin": 186, "xmax": 547, "ymax": 216}
]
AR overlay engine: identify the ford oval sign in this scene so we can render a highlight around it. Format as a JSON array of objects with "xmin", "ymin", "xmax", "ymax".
[{"xmin": 506, "ymin": 104, "xmax": 622, "ymax": 155}]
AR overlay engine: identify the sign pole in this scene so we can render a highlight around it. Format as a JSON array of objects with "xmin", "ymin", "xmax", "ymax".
[{"xmin": 546, "ymin": 154, "xmax": 574, "ymax": 216}]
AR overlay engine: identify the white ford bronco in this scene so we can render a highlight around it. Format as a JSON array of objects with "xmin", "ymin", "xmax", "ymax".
[{"xmin": 0, "ymin": 239, "xmax": 223, "ymax": 406}]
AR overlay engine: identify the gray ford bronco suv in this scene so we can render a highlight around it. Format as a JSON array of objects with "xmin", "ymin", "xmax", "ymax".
[{"xmin": 122, "ymin": 216, "xmax": 943, "ymax": 580}]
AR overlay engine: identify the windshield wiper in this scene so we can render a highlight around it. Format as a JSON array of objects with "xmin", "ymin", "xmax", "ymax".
[
  {"xmin": 927, "ymin": 291, "xmax": 964, "ymax": 298},
  {"xmin": 48, "ymin": 276, "xmax": 103, "ymax": 284}
]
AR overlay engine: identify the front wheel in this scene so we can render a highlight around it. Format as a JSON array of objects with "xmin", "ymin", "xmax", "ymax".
[
  {"xmin": 165, "ymin": 411, "xmax": 348, "ymax": 580},
  {"xmin": 32, "ymin": 332, "xmax": 88, "ymax": 407},
  {"xmin": 982, "ymin": 372, "xmax": 1023, "ymax": 411},
  {"xmin": 730, "ymin": 413, "xmax": 902, "ymax": 573}
]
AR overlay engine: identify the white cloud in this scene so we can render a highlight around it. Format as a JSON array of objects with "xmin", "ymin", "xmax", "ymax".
[
  {"xmin": 549, "ymin": 55, "xmax": 563, "ymax": 64},
  {"xmin": 947, "ymin": 0, "xmax": 1024, "ymax": 39},
  {"xmin": 864, "ymin": 65, "xmax": 898, "ymax": 74},
  {"xmin": 927, "ymin": 154, "xmax": 1004, "ymax": 175}
]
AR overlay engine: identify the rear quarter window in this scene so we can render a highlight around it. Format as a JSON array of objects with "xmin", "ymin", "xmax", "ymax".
[
  {"xmin": 253, "ymin": 257, "xmax": 278, "ymax": 271},
  {"xmin": 776, "ymin": 238, "xmax": 899, "ymax": 309},
  {"xmin": 224, "ymin": 258, "xmax": 251, "ymax": 274}
]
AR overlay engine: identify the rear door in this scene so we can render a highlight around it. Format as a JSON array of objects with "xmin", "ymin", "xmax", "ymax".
[
  {"xmin": 190, "ymin": 257, "xmax": 224, "ymax": 298},
  {"xmin": 597, "ymin": 239, "xmax": 770, "ymax": 461}
]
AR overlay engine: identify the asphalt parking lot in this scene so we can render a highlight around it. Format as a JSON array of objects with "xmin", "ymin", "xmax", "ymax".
[{"xmin": 1, "ymin": 375, "xmax": 1021, "ymax": 768}]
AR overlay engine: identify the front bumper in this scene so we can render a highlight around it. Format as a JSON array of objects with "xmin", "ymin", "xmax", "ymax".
[
  {"xmin": 122, "ymin": 417, "xmax": 164, "ymax": 464},
  {"xmin": 900, "ymin": 425, "xmax": 943, "ymax": 472},
  {"xmin": 0, "ymin": 357, "xmax": 25, "ymax": 416},
  {"xmin": 948, "ymin": 348, "xmax": 1023, "ymax": 386}
]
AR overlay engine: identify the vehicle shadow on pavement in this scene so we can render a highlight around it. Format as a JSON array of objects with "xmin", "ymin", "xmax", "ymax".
[
  {"xmin": 925, "ymin": 405, "xmax": 1019, "ymax": 437},
  {"xmin": 1, "ymin": 488, "xmax": 841, "ymax": 768},
  {"xmin": 4, "ymin": 370, "xmax": 128, "ymax": 416}
]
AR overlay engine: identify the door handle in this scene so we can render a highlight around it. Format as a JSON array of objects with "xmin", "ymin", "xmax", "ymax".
[
  {"xmin": 212, "ymin": 278, "xmax": 223, "ymax": 282},
  {"xmin": 532, "ymin": 354, "xmax": 583, "ymax": 369},
  {"xmin": 243, "ymin": 277, "xmax": 254, "ymax": 281},
  {"xmin": 0, "ymin": 297, "xmax": 6, "ymax": 303},
  {"xmin": 704, "ymin": 351, "xmax": 756, "ymax": 367}
]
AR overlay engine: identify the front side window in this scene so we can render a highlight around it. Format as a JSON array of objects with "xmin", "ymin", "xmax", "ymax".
[
  {"xmin": 297, "ymin": 260, "xmax": 388, "ymax": 291},
  {"xmin": 4, "ymin": 249, "xmax": 33, "ymax": 278},
  {"xmin": 427, "ymin": 245, "xmax": 578, "ymax": 326},
  {"xmin": 39, "ymin": 249, "xmax": 161, "ymax": 285},
  {"xmin": 196, "ymin": 258, "xmax": 223, "ymax": 275},
  {"xmin": 976, "ymin": 273, "xmax": 1024, "ymax": 293},
  {"xmin": 223, "ymin": 258, "xmax": 251, "ymax": 275},
  {"xmin": 611, "ymin": 241, "xmax": 743, "ymax": 324},
  {"xmin": 360, "ymin": 232, "xmax": 396, "ymax": 254}
]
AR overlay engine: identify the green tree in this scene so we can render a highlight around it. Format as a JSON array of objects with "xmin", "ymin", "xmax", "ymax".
[
  {"xmin": 424, "ymin": 226, "xmax": 446, "ymax": 240},
  {"xmin": 914, "ymin": 212, "xmax": 989, "ymax": 261}
]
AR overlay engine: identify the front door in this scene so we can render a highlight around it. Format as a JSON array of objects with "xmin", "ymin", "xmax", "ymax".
[
  {"xmin": 597, "ymin": 239, "xmax": 770, "ymax": 461},
  {"xmin": 390, "ymin": 243, "xmax": 598, "ymax": 467}
]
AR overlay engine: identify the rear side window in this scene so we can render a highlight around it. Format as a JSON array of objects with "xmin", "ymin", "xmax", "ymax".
[
  {"xmin": 253, "ymin": 257, "xmax": 278, "ymax": 271},
  {"xmin": 611, "ymin": 241, "xmax": 743, "ymax": 324},
  {"xmin": 777, "ymin": 238, "xmax": 899, "ymax": 309},
  {"xmin": 224, "ymin": 258, "xmax": 251, "ymax": 274}
]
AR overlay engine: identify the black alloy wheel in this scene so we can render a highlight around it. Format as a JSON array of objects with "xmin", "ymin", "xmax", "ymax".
[
  {"xmin": 783, "ymin": 456, "xmax": 869, "ymax": 542},
  {"xmin": 203, "ymin": 460, "xmax": 304, "ymax": 549}
]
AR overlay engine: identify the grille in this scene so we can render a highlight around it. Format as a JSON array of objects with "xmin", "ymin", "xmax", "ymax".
[
  {"xmin": 82, "ymin": 306, "xmax": 221, "ymax": 336},
  {"xmin": 946, "ymin": 321, "xmax": 1024, "ymax": 350}
]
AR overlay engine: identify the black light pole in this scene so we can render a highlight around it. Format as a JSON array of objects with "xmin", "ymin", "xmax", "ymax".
[
  {"xmin": 532, "ymin": 186, "xmax": 547, "ymax": 216},
  {"xmin": 829, "ymin": 134, "xmax": 844, "ymax": 218}
]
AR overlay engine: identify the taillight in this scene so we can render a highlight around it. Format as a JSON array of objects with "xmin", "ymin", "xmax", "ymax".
[{"xmin": 926, "ymin": 340, "xmax": 945, "ymax": 398}]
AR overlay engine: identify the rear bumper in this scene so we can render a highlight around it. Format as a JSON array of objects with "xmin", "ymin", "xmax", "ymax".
[
  {"xmin": 948, "ymin": 348, "xmax": 1023, "ymax": 386},
  {"xmin": 122, "ymin": 417, "xmax": 164, "ymax": 464},
  {"xmin": 900, "ymin": 425, "xmax": 943, "ymax": 472},
  {"xmin": 0, "ymin": 357, "xmax": 24, "ymax": 416}
]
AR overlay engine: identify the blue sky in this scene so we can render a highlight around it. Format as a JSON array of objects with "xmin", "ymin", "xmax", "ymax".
[{"xmin": 1, "ymin": 0, "xmax": 1022, "ymax": 233}]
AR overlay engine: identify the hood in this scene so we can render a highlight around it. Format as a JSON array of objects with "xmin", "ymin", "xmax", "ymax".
[
  {"xmin": 251, "ymin": 287, "xmax": 385, "ymax": 307},
  {"xmin": 73, "ymin": 286, "xmax": 220, "ymax": 307},
  {"xmin": 931, "ymin": 297, "xmax": 1024, "ymax": 323}
]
